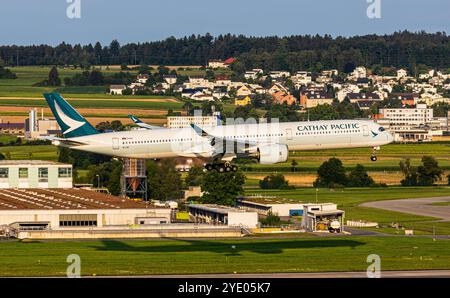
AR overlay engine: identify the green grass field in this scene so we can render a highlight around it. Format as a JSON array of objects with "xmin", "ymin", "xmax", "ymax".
[
  {"xmin": 0, "ymin": 236, "xmax": 448, "ymax": 276},
  {"xmin": 0, "ymin": 145, "xmax": 57, "ymax": 160},
  {"xmin": 0, "ymin": 66, "xmax": 224, "ymax": 98}
]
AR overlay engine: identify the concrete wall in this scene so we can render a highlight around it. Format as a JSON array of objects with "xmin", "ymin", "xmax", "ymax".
[
  {"xmin": 0, "ymin": 208, "xmax": 172, "ymax": 228},
  {"xmin": 228, "ymin": 212, "xmax": 258, "ymax": 228},
  {"xmin": 270, "ymin": 204, "xmax": 304, "ymax": 216}
]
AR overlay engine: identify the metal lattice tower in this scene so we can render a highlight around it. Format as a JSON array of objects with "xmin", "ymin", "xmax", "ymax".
[{"xmin": 121, "ymin": 158, "xmax": 148, "ymax": 200}]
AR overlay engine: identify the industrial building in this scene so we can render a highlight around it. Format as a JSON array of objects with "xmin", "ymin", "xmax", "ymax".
[
  {"xmin": 24, "ymin": 108, "xmax": 60, "ymax": 140},
  {"xmin": 0, "ymin": 188, "xmax": 171, "ymax": 228},
  {"xmin": 301, "ymin": 203, "xmax": 345, "ymax": 233},
  {"xmin": 236, "ymin": 197, "xmax": 304, "ymax": 217},
  {"xmin": 0, "ymin": 160, "xmax": 73, "ymax": 189},
  {"xmin": 188, "ymin": 204, "xmax": 258, "ymax": 228}
]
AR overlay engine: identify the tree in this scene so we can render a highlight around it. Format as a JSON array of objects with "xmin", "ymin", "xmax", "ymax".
[
  {"xmin": 260, "ymin": 212, "xmax": 281, "ymax": 227},
  {"xmin": 147, "ymin": 159, "xmax": 182, "ymax": 201},
  {"xmin": 86, "ymin": 160, "xmax": 122, "ymax": 195},
  {"xmin": 185, "ymin": 166, "xmax": 205, "ymax": 187},
  {"xmin": 400, "ymin": 158, "xmax": 418, "ymax": 186},
  {"xmin": 308, "ymin": 104, "xmax": 339, "ymax": 121},
  {"xmin": 347, "ymin": 164, "xmax": 375, "ymax": 187},
  {"xmin": 417, "ymin": 156, "xmax": 443, "ymax": 186},
  {"xmin": 200, "ymin": 170, "xmax": 245, "ymax": 206},
  {"xmin": 259, "ymin": 174, "xmax": 292, "ymax": 189},
  {"xmin": 48, "ymin": 66, "xmax": 61, "ymax": 86},
  {"xmin": 0, "ymin": 66, "xmax": 17, "ymax": 79},
  {"xmin": 314, "ymin": 157, "xmax": 347, "ymax": 188},
  {"xmin": 291, "ymin": 159, "xmax": 298, "ymax": 172}
]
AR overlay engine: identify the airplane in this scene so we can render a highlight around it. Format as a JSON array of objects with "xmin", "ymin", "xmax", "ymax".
[
  {"xmin": 128, "ymin": 115, "xmax": 164, "ymax": 130},
  {"xmin": 43, "ymin": 93, "xmax": 394, "ymax": 173}
]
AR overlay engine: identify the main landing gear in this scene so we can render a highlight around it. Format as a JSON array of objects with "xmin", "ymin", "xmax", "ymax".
[
  {"xmin": 204, "ymin": 162, "xmax": 238, "ymax": 173},
  {"xmin": 371, "ymin": 146, "xmax": 380, "ymax": 162}
]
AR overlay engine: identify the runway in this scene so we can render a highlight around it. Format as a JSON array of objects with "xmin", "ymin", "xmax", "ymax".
[{"xmin": 361, "ymin": 196, "xmax": 450, "ymax": 220}]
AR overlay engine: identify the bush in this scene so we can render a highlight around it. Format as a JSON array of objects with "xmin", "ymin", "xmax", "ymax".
[{"xmin": 259, "ymin": 174, "xmax": 292, "ymax": 189}]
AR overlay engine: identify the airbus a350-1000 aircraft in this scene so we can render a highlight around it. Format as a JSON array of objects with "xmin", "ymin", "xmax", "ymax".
[{"xmin": 43, "ymin": 93, "xmax": 394, "ymax": 172}]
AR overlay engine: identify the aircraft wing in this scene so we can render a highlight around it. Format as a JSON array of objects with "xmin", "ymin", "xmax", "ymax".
[
  {"xmin": 190, "ymin": 124, "xmax": 263, "ymax": 160},
  {"xmin": 38, "ymin": 136, "xmax": 87, "ymax": 147},
  {"xmin": 128, "ymin": 115, "xmax": 164, "ymax": 130}
]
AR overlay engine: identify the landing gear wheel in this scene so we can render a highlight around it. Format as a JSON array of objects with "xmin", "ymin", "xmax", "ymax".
[
  {"xmin": 205, "ymin": 164, "xmax": 214, "ymax": 171},
  {"xmin": 231, "ymin": 165, "xmax": 238, "ymax": 172},
  {"xmin": 215, "ymin": 164, "xmax": 225, "ymax": 173},
  {"xmin": 371, "ymin": 156, "xmax": 377, "ymax": 162},
  {"xmin": 225, "ymin": 166, "xmax": 232, "ymax": 172}
]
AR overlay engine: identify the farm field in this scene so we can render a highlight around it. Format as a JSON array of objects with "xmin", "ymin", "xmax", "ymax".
[{"xmin": 0, "ymin": 236, "xmax": 449, "ymax": 276}]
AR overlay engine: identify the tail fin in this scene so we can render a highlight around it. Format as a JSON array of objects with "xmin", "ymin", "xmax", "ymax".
[{"xmin": 43, "ymin": 93, "xmax": 98, "ymax": 138}]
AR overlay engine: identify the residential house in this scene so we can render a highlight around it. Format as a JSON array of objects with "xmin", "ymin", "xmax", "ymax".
[
  {"xmin": 272, "ymin": 92, "xmax": 297, "ymax": 105},
  {"xmin": 137, "ymin": 74, "xmax": 149, "ymax": 84},
  {"xmin": 236, "ymin": 85, "xmax": 252, "ymax": 97},
  {"xmin": 300, "ymin": 91, "xmax": 334, "ymax": 108},
  {"xmin": 390, "ymin": 93, "xmax": 420, "ymax": 106},
  {"xmin": 346, "ymin": 92, "xmax": 381, "ymax": 104},
  {"xmin": 397, "ymin": 69, "xmax": 408, "ymax": 80},
  {"xmin": 163, "ymin": 75, "xmax": 177, "ymax": 85},
  {"xmin": 110, "ymin": 85, "xmax": 126, "ymax": 95},
  {"xmin": 215, "ymin": 76, "xmax": 231, "ymax": 86},
  {"xmin": 234, "ymin": 95, "xmax": 252, "ymax": 106},
  {"xmin": 268, "ymin": 83, "xmax": 288, "ymax": 94},
  {"xmin": 208, "ymin": 59, "xmax": 226, "ymax": 69},
  {"xmin": 269, "ymin": 71, "xmax": 290, "ymax": 79}
]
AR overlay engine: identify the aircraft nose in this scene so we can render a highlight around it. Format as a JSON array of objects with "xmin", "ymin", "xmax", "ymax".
[{"xmin": 386, "ymin": 131, "xmax": 394, "ymax": 143}]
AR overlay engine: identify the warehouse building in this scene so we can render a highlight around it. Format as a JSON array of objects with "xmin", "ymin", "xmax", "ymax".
[
  {"xmin": 236, "ymin": 197, "xmax": 304, "ymax": 216},
  {"xmin": 301, "ymin": 203, "xmax": 345, "ymax": 233},
  {"xmin": 0, "ymin": 188, "xmax": 171, "ymax": 230},
  {"xmin": 0, "ymin": 160, "xmax": 73, "ymax": 189},
  {"xmin": 188, "ymin": 204, "xmax": 258, "ymax": 228}
]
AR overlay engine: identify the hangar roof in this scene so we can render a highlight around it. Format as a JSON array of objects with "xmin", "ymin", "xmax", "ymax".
[
  {"xmin": 0, "ymin": 160, "xmax": 71, "ymax": 166},
  {"xmin": 0, "ymin": 188, "xmax": 161, "ymax": 210}
]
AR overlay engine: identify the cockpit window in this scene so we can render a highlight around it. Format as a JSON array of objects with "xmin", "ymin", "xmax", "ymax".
[{"xmin": 378, "ymin": 127, "xmax": 385, "ymax": 132}]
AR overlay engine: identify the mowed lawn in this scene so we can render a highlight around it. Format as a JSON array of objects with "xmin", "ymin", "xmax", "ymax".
[
  {"xmin": 0, "ymin": 236, "xmax": 449, "ymax": 276},
  {"xmin": 0, "ymin": 145, "xmax": 57, "ymax": 160}
]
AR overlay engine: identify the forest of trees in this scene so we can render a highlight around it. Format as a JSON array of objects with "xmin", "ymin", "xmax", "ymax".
[{"xmin": 1, "ymin": 31, "xmax": 449, "ymax": 72}]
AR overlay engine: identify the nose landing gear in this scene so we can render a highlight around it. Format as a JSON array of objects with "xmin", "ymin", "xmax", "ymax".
[{"xmin": 371, "ymin": 146, "xmax": 380, "ymax": 162}]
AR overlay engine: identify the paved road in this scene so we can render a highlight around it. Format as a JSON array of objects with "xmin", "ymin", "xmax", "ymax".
[
  {"xmin": 361, "ymin": 196, "xmax": 450, "ymax": 220},
  {"xmin": 99, "ymin": 270, "xmax": 450, "ymax": 278}
]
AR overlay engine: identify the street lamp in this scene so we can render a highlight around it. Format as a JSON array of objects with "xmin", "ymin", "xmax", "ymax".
[{"xmin": 95, "ymin": 174, "xmax": 100, "ymax": 188}]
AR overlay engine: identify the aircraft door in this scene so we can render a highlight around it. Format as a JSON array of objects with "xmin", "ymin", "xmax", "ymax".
[
  {"xmin": 363, "ymin": 125, "xmax": 369, "ymax": 136},
  {"xmin": 286, "ymin": 128, "xmax": 293, "ymax": 141},
  {"xmin": 112, "ymin": 138, "xmax": 120, "ymax": 150}
]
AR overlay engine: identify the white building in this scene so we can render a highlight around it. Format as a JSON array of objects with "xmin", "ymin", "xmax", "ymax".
[
  {"xmin": 0, "ymin": 160, "xmax": 73, "ymax": 189},
  {"xmin": 236, "ymin": 199, "xmax": 304, "ymax": 217},
  {"xmin": 377, "ymin": 104, "xmax": 437, "ymax": 142},
  {"xmin": 301, "ymin": 203, "xmax": 345, "ymax": 233},
  {"xmin": 188, "ymin": 204, "xmax": 258, "ymax": 228},
  {"xmin": 167, "ymin": 115, "xmax": 219, "ymax": 128},
  {"xmin": 110, "ymin": 85, "xmax": 126, "ymax": 95}
]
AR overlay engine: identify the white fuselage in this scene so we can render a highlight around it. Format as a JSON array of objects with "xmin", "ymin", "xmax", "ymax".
[{"xmin": 60, "ymin": 119, "xmax": 393, "ymax": 161}]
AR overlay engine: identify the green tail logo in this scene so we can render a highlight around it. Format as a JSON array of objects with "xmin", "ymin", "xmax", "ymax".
[{"xmin": 43, "ymin": 93, "xmax": 98, "ymax": 138}]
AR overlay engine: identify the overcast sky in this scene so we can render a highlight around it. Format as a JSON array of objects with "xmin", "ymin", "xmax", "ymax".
[{"xmin": 1, "ymin": 0, "xmax": 449, "ymax": 45}]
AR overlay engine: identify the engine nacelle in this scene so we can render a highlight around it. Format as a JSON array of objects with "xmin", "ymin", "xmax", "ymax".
[{"xmin": 256, "ymin": 144, "xmax": 289, "ymax": 164}]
